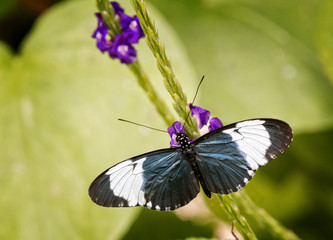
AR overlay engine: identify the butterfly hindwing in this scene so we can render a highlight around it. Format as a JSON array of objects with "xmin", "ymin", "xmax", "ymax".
[
  {"xmin": 193, "ymin": 119, "xmax": 292, "ymax": 195},
  {"xmin": 88, "ymin": 148, "xmax": 200, "ymax": 211}
]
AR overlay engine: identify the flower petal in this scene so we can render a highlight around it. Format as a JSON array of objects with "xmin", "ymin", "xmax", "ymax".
[
  {"xmin": 167, "ymin": 122, "xmax": 183, "ymax": 147},
  {"xmin": 109, "ymin": 35, "xmax": 137, "ymax": 64},
  {"xmin": 120, "ymin": 15, "xmax": 145, "ymax": 44},
  {"xmin": 208, "ymin": 117, "xmax": 223, "ymax": 131},
  {"xmin": 167, "ymin": 121, "xmax": 184, "ymax": 136},
  {"xmin": 110, "ymin": 1, "xmax": 124, "ymax": 16},
  {"xmin": 167, "ymin": 122, "xmax": 196, "ymax": 147},
  {"xmin": 92, "ymin": 13, "xmax": 113, "ymax": 52},
  {"xmin": 189, "ymin": 103, "xmax": 210, "ymax": 129}
]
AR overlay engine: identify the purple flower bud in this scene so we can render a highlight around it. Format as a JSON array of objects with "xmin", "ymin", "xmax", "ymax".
[
  {"xmin": 120, "ymin": 15, "xmax": 145, "ymax": 44},
  {"xmin": 92, "ymin": 13, "xmax": 113, "ymax": 52},
  {"xmin": 109, "ymin": 35, "xmax": 137, "ymax": 64}
]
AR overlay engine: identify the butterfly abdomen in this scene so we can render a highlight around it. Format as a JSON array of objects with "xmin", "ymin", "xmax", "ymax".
[{"xmin": 190, "ymin": 157, "xmax": 212, "ymax": 198}]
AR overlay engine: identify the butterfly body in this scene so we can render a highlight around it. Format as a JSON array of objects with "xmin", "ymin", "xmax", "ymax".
[
  {"xmin": 176, "ymin": 132, "xmax": 212, "ymax": 198},
  {"xmin": 89, "ymin": 119, "xmax": 292, "ymax": 211}
]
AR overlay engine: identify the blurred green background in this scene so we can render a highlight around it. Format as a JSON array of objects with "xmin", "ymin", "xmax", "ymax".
[{"xmin": 1, "ymin": 0, "xmax": 333, "ymax": 239}]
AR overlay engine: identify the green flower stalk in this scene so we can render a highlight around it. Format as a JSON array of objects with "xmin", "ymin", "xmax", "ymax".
[
  {"xmin": 95, "ymin": 0, "xmax": 174, "ymax": 126},
  {"xmin": 234, "ymin": 191, "xmax": 301, "ymax": 240},
  {"xmin": 96, "ymin": 0, "xmax": 122, "ymax": 37},
  {"xmin": 130, "ymin": 0, "xmax": 200, "ymax": 139},
  {"xmin": 127, "ymin": 61, "xmax": 174, "ymax": 125},
  {"xmin": 216, "ymin": 194, "xmax": 257, "ymax": 240}
]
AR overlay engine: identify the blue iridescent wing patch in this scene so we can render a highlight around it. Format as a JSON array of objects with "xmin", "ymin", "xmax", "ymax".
[
  {"xmin": 193, "ymin": 119, "xmax": 292, "ymax": 194},
  {"xmin": 89, "ymin": 149, "xmax": 200, "ymax": 211}
]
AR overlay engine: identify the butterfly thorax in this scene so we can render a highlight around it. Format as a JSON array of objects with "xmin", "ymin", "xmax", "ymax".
[
  {"xmin": 176, "ymin": 133, "xmax": 194, "ymax": 158},
  {"xmin": 176, "ymin": 132, "xmax": 212, "ymax": 198}
]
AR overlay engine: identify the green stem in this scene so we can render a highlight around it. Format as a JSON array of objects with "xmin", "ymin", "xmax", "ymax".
[
  {"xmin": 217, "ymin": 195, "xmax": 257, "ymax": 240},
  {"xmin": 233, "ymin": 191, "xmax": 301, "ymax": 240},
  {"xmin": 96, "ymin": 0, "xmax": 174, "ymax": 126},
  {"xmin": 96, "ymin": 0, "xmax": 122, "ymax": 37},
  {"xmin": 128, "ymin": 62, "xmax": 174, "ymax": 125},
  {"xmin": 130, "ymin": 0, "xmax": 200, "ymax": 139}
]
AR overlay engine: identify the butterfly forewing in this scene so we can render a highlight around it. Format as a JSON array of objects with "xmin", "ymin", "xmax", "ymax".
[
  {"xmin": 89, "ymin": 148, "xmax": 200, "ymax": 211},
  {"xmin": 193, "ymin": 119, "xmax": 292, "ymax": 195}
]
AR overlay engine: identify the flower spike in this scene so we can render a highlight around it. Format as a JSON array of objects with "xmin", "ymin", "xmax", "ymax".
[{"xmin": 92, "ymin": 1, "xmax": 145, "ymax": 64}]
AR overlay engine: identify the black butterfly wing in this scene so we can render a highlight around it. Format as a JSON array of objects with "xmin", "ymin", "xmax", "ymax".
[
  {"xmin": 193, "ymin": 119, "xmax": 293, "ymax": 194},
  {"xmin": 89, "ymin": 148, "xmax": 200, "ymax": 211}
]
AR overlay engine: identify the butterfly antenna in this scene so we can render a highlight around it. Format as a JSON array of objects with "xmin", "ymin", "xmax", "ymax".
[
  {"xmin": 191, "ymin": 75, "xmax": 205, "ymax": 104},
  {"xmin": 118, "ymin": 119, "xmax": 168, "ymax": 133},
  {"xmin": 183, "ymin": 75, "xmax": 205, "ymax": 127},
  {"xmin": 172, "ymin": 122, "xmax": 179, "ymax": 134}
]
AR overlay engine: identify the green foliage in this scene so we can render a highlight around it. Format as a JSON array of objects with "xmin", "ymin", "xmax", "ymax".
[
  {"xmin": 1, "ymin": 0, "xmax": 333, "ymax": 239},
  {"xmin": 0, "ymin": 0, "xmax": 196, "ymax": 239},
  {"xmin": 315, "ymin": 1, "xmax": 333, "ymax": 85},
  {"xmin": 123, "ymin": 209, "xmax": 213, "ymax": 239}
]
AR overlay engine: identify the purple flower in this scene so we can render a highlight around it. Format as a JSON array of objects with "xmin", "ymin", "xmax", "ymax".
[
  {"xmin": 189, "ymin": 104, "xmax": 223, "ymax": 134},
  {"xmin": 208, "ymin": 117, "xmax": 223, "ymax": 132},
  {"xmin": 120, "ymin": 15, "xmax": 145, "ymax": 44},
  {"xmin": 109, "ymin": 35, "xmax": 137, "ymax": 64},
  {"xmin": 92, "ymin": 13, "xmax": 113, "ymax": 52},
  {"xmin": 189, "ymin": 103, "xmax": 210, "ymax": 129},
  {"xmin": 92, "ymin": 2, "xmax": 145, "ymax": 64},
  {"xmin": 167, "ymin": 104, "xmax": 223, "ymax": 147},
  {"xmin": 110, "ymin": 1, "xmax": 124, "ymax": 16}
]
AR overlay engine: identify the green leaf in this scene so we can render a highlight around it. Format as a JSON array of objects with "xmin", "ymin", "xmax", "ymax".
[
  {"xmin": 244, "ymin": 129, "xmax": 333, "ymax": 239},
  {"xmin": 315, "ymin": 0, "xmax": 333, "ymax": 85},
  {"xmin": 0, "ymin": 0, "xmax": 196, "ymax": 239},
  {"xmin": 185, "ymin": 238, "xmax": 216, "ymax": 240},
  {"xmin": 123, "ymin": 209, "xmax": 214, "ymax": 240}
]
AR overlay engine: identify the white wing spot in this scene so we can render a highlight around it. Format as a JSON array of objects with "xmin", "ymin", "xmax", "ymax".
[
  {"xmin": 236, "ymin": 120, "xmax": 265, "ymax": 128},
  {"xmin": 105, "ymin": 160, "xmax": 132, "ymax": 175},
  {"xmin": 106, "ymin": 157, "xmax": 148, "ymax": 207},
  {"xmin": 247, "ymin": 170, "xmax": 255, "ymax": 176},
  {"xmin": 233, "ymin": 121, "xmax": 272, "ymax": 169},
  {"xmin": 138, "ymin": 189, "xmax": 146, "ymax": 206}
]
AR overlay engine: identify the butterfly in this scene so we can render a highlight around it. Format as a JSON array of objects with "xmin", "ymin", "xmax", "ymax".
[{"xmin": 89, "ymin": 118, "xmax": 292, "ymax": 211}]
